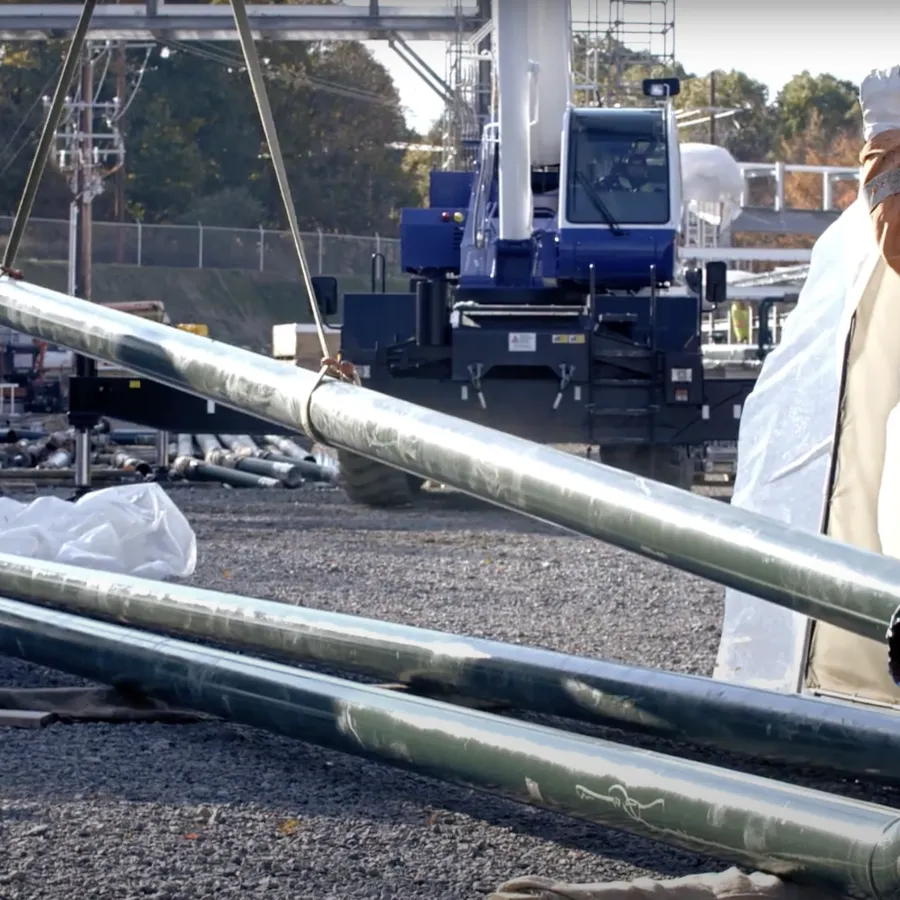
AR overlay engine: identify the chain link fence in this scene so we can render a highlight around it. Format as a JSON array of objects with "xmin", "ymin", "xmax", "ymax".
[{"xmin": 0, "ymin": 216, "xmax": 402, "ymax": 278}]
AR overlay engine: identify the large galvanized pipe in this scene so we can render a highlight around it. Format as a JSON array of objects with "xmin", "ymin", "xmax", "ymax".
[
  {"xmin": 4, "ymin": 277, "xmax": 900, "ymax": 650},
  {"xmin": 3, "ymin": 551, "xmax": 900, "ymax": 782},
  {"xmin": 3, "ymin": 596, "xmax": 900, "ymax": 900}
]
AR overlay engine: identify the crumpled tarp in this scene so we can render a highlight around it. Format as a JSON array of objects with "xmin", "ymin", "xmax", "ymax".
[
  {"xmin": 0, "ymin": 686, "xmax": 208, "ymax": 726},
  {"xmin": 489, "ymin": 867, "xmax": 831, "ymax": 900},
  {"xmin": 0, "ymin": 482, "xmax": 197, "ymax": 579}
]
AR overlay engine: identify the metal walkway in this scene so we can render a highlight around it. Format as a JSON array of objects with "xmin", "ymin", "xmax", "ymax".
[
  {"xmin": 0, "ymin": 2, "xmax": 484, "ymax": 41},
  {"xmin": 732, "ymin": 207, "xmax": 841, "ymax": 237}
]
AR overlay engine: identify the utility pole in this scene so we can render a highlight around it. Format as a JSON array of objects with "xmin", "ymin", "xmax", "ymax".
[
  {"xmin": 113, "ymin": 40, "xmax": 127, "ymax": 263},
  {"xmin": 47, "ymin": 42, "xmax": 125, "ymax": 492},
  {"xmin": 75, "ymin": 48, "xmax": 93, "ymax": 304},
  {"xmin": 71, "ymin": 46, "xmax": 96, "ymax": 491},
  {"xmin": 708, "ymin": 71, "xmax": 717, "ymax": 146}
]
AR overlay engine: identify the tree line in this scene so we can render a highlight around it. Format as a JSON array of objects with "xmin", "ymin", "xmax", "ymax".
[{"xmin": 0, "ymin": 32, "xmax": 863, "ymax": 238}]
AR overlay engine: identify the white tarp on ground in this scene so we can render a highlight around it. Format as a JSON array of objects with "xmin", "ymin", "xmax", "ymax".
[
  {"xmin": 714, "ymin": 197, "xmax": 881, "ymax": 690},
  {"xmin": 0, "ymin": 482, "xmax": 196, "ymax": 579}
]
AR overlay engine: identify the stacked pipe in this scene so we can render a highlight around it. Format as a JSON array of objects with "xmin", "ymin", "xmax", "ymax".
[
  {"xmin": 169, "ymin": 433, "xmax": 332, "ymax": 488},
  {"xmin": 9, "ymin": 275, "xmax": 900, "ymax": 898},
  {"xmin": 0, "ymin": 422, "xmax": 161, "ymax": 482},
  {"xmin": 0, "ymin": 421, "xmax": 334, "ymax": 488}
]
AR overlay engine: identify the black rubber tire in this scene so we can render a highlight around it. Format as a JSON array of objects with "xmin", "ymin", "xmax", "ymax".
[
  {"xmin": 600, "ymin": 445, "xmax": 695, "ymax": 491},
  {"xmin": 337, "ymin": 449, "xmax": 424, "ymax": 508}
]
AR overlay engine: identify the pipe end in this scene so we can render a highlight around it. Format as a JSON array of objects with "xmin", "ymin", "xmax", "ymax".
[{"xmin": 887, "ymin": 606, "xmax": 900, "ymax": 684}]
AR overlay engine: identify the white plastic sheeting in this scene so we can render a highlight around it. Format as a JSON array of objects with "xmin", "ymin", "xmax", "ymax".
[
  {"xmin": 679, "ymin": 142, "xmax": 744, "ymax": 228},
  {"xmin": 881, "ymin": 404, "xmax": 900, "ymax": 558},
  {"xmin": 0, "ymin": 482, "xmax": 196, "ymax": 579},
  {"xmin": 714, "ymin": 197, "xmax": 880, "ymax": 691}
]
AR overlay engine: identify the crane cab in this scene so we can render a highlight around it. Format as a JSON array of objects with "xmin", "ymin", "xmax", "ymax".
[{"xmin": 555, "ymin": 102, "xmax": 683, "ymax": 293}]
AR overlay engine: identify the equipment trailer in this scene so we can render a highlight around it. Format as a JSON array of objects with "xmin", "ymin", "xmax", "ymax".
[{"xmin": 312, "ymin": 0, "xmax": 758, "ymax": 507}]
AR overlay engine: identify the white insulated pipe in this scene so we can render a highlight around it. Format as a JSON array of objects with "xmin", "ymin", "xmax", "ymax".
[
  {"xmin": 494, "ymin": 0, "xmax": 533, "ymax": 242},
  {"xmin": 526, "ymin": 0, "xmax": 572, "ymax": 168}
]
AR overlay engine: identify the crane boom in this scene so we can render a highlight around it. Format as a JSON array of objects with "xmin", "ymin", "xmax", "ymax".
[
  {"xmin": 526, "ymin": 0, "xmax": 572, "ymax": 169},
  {"xmin": 493, "ymin": 0, "xmax": 531, "ymax": 242}
]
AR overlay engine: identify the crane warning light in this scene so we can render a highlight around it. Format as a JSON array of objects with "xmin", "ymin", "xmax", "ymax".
[
  {"xmin": 642, "ymin": 77, "xmax": 681, "ymax": 99},
  {"xmin": 453, "ymin": 211, "xmax": 464, "ymax": 223},
  {"xmin": 440, "ymin": 211, "xmax": 451, "ymax": 221}
]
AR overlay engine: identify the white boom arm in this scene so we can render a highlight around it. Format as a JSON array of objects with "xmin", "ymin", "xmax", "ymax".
[
  {"xmin": 494, "ymin": 0, "xmax": 532, "ymax": 241},
  {"xmin": 494, "ymin": 0, "xmax": 573, "ymax": 242},
  {"xmin": 526, "ymin": 0, "xmax": 573, "ymax": 168}
]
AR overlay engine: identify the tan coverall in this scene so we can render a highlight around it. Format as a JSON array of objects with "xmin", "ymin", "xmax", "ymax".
[{"xmin": 861, "ymin": 130, "xmax": 900, "ymax": 274}]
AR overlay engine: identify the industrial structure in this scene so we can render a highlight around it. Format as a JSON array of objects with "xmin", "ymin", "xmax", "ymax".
[
  {"xmin": 0, "ymin": 0, "xmax": 855, "ymax": 499},
  {"xmin": 4, "ymin": 3, "xmax": 900, "ymax": 898},
  {"xmin": 318, "ymin": 0, "xmax": 812, "ymax": 506}
]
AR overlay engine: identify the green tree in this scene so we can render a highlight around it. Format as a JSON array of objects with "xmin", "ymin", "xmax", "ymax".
[
  {"xmin": 174, "ymin": 186, "xmax": 266, "ymax": 229},
  {"xmin": 0, "ymin": 41, "xmax": 73, "ymax": 217},
  {"xmin": 0, "ymin": 30, "xmax": 421, "ymax": 235},
  {"xmin": 675, "ymin": 70, "xmax": 776, "ymax": 162},
  {"xmin": 775, "ymin": 71, "xmax": 860, "ymax": 143}
]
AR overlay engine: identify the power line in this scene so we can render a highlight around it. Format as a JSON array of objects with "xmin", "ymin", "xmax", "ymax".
[{"xmin": 0, "ymin": 64, "xmax": 64, "ymax": 176}]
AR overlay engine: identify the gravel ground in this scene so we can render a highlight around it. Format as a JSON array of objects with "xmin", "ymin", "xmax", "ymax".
[{"xmin": 1, "ymin": 483, "xmax": 897, "ymax": 900}]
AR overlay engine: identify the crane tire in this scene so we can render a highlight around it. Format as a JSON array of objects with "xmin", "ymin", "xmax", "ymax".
[
  {"xmin": 599, "ymin": 446, "xmax": 695, "ymax": 492},
  {"xmin": 337, "ymin": 449, "xmax": 423, "ymax": 508}
]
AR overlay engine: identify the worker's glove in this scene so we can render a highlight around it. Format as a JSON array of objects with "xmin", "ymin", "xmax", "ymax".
[{"xmin": 860, "ymin": 66, "xmax": 900, "ymax": 141}]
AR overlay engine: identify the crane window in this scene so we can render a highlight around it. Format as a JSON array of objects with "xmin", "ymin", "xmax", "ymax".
[{"xmin": 566, "ymin": 109, "xmax": 671, "ymax": 226}]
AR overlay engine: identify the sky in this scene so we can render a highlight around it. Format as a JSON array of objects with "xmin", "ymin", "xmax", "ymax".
[{"xmin": 359, "ymin": 0, "xmax": 899, "ymax": 134}]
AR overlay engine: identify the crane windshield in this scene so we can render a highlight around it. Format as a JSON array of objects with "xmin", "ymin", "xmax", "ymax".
[{"xmin": 566, "ymin": 109, "xmax": 671, "ymax": 226}]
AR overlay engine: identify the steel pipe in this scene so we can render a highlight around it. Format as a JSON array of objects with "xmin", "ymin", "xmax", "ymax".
[
  {"xmin": 263, "ymin": 434, "xmax": 311, "ymax": 459},
  {"xmin": 258, "ymin": 448, "xmax": 329, "ymax": 482},
  {"xmin": 40, "ymin": 448, "xmax": 71, "ymax": 469},
  {"xmin": 2, "ymin": 595, "xmax": 900, "ymax": 900},
  {"xmin": 217, "ymin": 434, "xmax": 258, "ymax": 454},
  {"xmin": 193, "ymin": 433, "xmax": 222, "ymax": 458},
  {"xmin": 3, "ymin": 277, "xmax": 900, "ymax": 650},
  {"xmin": 3, "ymin": 550, "xmax": 900, "ymax": 781},
  {"xmin": 205, "ymin": 447, "xmax": 304, "ymax": 487},
  {"xmin": 171, "ymin": 455, "xmax": 281, "ymax": 489},
  {"xmin": 175, "ymin": 434, "xmax": 195, "ymax": 458},
  {"xmin": 111, "ymin": 452, "xmax": 152, "ymax": 477}
]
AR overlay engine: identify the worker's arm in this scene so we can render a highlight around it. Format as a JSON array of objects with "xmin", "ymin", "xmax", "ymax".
[{"xmin": 860, "ymin": 66, "xmax": 900, "ymax": 275}]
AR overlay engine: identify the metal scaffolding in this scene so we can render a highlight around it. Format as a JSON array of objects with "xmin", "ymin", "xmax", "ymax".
[
  {"xmin": 572, "ymin": 0, "xmax": 676, "ymax": 106},
  {"xmin": 440, "ymin": 2, "xmax": 492, "ymax": 170}
]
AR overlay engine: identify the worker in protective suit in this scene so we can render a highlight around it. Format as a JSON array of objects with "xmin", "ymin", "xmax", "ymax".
[
  {"xmin": 717, "ymin": 65, "xmax": 900, "ymax": 704},
  {"xmin": 860, "ymin": 65, "xmax": 900, "ymax": 275}
]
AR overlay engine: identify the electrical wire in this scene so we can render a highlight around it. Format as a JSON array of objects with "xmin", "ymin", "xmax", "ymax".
[
  {"xmin": 157, "ymin": 38, "xmax": 402, "ymax": 109},
  {"xmin": 91, "ymin": 43, "xmax": 110, "ymax": 103},
  {"xmin": 0, "ymin": 64, "xmax": 64, "ymax": 176},
  {"xmin": 113, "ymin": 47, "xmax": 152, "ymax": 122}
]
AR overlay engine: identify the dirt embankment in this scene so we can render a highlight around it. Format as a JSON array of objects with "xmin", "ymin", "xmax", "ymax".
[{"xmin": 22, "ymin": 261, "xmax": 408, "ymax": 352}]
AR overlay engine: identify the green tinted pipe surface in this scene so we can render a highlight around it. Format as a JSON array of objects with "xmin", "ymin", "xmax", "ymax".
[
  {"xmin": 3, "ymin": 549, "xmax": 900, "ymax": 781},
  {"xmin": 2, "ymin": 596, "xmax": 900, "ymax": 900}
]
